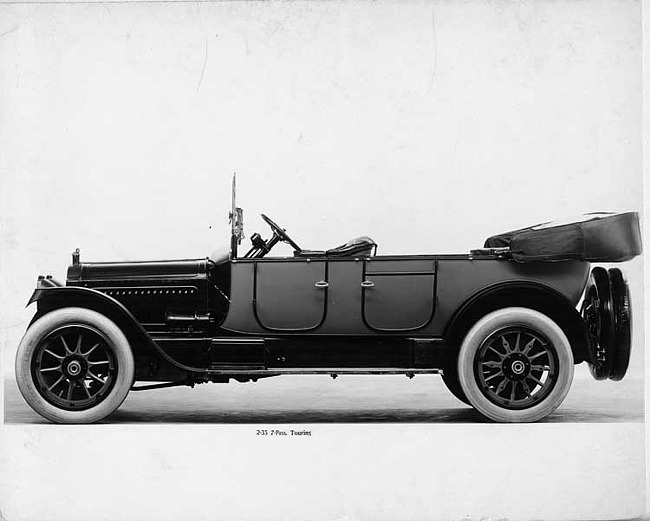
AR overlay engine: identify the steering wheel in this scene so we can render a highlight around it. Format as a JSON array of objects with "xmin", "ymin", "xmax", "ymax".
[{"xmin": 261, "ymin": 213, "xmax": 302, "ymax": 252}]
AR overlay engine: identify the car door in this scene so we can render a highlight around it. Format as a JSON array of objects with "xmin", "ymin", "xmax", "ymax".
[
  {"xmin": 361, "ymin": 258, "xmax": 436, "ymax": 332},
  {"xmin": 254, "ymin": 258, "xmax": 328, "ymax": 331}
]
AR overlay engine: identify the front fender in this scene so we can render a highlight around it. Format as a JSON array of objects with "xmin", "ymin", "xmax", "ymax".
[
  {"xmin": 29, "ymin": 285, "xmax": 141, "ymax": 322},
  {"xmin": 27, "ymin": 286, "xmax": 204, "ymax": 373}
]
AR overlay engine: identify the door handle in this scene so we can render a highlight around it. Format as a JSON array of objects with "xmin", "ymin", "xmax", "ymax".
[
  {"xmin": 314, "ymin": 281, "xmax": 329, "ymax": 289},
  {"xmin": 361, "ymin": 280, "xmax": 375, "ymax": 288}
]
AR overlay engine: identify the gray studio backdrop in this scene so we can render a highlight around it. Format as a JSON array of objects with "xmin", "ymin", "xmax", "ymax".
[{"xmin": 0, "ymin": 1, "xmax": 645, "ymax": 520}]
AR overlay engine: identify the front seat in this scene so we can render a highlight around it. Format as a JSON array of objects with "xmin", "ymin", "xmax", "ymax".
[
  {"xmin": 295, "ymin": 236, "xmax": 377, "ymax": 258},
  {"xmin": 325, "ymin": 236, "xmax": 377, "ymax": 257}
]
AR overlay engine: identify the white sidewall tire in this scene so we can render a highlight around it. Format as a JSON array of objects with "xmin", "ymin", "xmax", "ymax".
[
  {"xmin": 457, "ymin": 307, "xmax": 574, "ymax": 423},
  {"xmin": 15, "ymin": 307, "xmax": 134, "ymax": 424}
]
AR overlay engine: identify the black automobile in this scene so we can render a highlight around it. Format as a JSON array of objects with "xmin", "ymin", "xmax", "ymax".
[{"xmin": 15, "ymin": 177, "xmax": 642, "ymax": 423}]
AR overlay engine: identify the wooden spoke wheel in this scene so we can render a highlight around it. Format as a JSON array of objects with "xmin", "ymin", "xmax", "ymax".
[
  {"xmin": 16, "ymin": 308, "xmax": 134, "ymax": 424},
  {"xmin": 457, "ymin": 307, "xmax": 574, "ymax": 423}
]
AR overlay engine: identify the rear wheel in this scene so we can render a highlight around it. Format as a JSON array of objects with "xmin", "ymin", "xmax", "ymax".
[
  {"xmin": 457, "ymin": 307, "xmax": 574, "ymax": 423},
  {"xmin": 15, "ymin": 307, "xmax": 134, "ymax": 424}
]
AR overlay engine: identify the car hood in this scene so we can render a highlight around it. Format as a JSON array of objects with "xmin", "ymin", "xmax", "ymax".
[{"xmin": 67, "ymin": 258, "xmax": 210, "ymax": 283}]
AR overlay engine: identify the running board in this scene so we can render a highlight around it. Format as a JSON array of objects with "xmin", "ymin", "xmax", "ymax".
[
  {"xmin": 152, "ymin": 337, "xmax": 445, "ymax": 374},
  {"xmin": 203, "ymin": 367, "xmax": 442, "ymax": 376}
]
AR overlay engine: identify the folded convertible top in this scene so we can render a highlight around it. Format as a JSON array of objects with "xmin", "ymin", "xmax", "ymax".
[{"xmin": 484, "ymin": 212, "xmax": 642, "ymax": 263}]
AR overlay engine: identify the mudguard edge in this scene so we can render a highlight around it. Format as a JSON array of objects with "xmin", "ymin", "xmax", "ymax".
[
  {"xmin": 26, "ymin": 286, "xmax": 204, "ymax": 374},
  {"xmin": 444, "ymin": 281, "xmax": 592, "ymax": 364}
]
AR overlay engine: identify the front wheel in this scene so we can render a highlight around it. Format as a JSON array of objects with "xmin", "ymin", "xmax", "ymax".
[
  {"xmin": 457, "ymin": 307, "xmax": 574, "ymax": 423},
  {"xmin": 15, "ymin": 307, "xmax": 134, "ymax": 424}
]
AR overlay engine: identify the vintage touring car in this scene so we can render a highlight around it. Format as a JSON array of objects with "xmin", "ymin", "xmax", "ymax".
[{"xmin": 15, "ymin": 178, "xmax": 642, "ymax": 423}]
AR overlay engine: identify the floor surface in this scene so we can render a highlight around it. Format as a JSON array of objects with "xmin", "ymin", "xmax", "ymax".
[{"xmin": 3, "ymin": 373, "xmax": 644, "ymax": 424}]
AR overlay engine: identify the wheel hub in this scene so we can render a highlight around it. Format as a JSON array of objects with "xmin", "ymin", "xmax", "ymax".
[
  {"xmin": 63, "ymin": 357, "xmax": 87, "ymax": 380},
  {"xmin": 502, "ymin": 353, "xmax": 530, "ymax": 381},
  {"xmin": 511, "ymin": 361, "xmax": 525, "ymax": 374},
  {"xmin": 67, "ymin": 360, "xmax": 81, "ymax": 376}
]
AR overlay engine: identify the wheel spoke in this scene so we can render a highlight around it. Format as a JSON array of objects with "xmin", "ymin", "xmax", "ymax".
[
  {"xmin": 485, "ymin": 371, "xmax": 504, "ymax": 383},
  {"xmin": 487, "ymin": 345, "xmax": 505, "ymax": 359},
  {"xmin": 60, "ymin": 336, "xmax": 73, "ymax": 355},
  {"xmin": 88, "ymin": 360, "xmax": 110, "ymax": 367},
  {"xmin": 528, "ymin": 375, "xmax": 544, "ymax": 387},
  {"xmin": 75, "ymin": 333, "xmax": 83, "ymax": 354},
  {"xmin": 40, "ymin": 365, "xmax": 62, "ymax": 374},
  {"xmin": 495, "ymin": 379, "xmax": 508, "ymax": 396},
  {"xmin": 66, "ymin": 381, "xmax": 74, "ymax": 400},
  {"xmin": 87, "ymin": 371, "xmax": 105, "ymax": 384},
  {"xmin": 512, "ymin": 332, "xmax": 521, "ymax": 353},
  {"xmin": 80, "ymin": 380, "xmax": 91, "ymax": 398},
  {"xmin": 481, "ymin": 361, "xmax": 502, "ymax": 369},
  {"xmin": 82, "ymin": 343, "xmax": 100, "ymax": 358},
  {"xmin": 521, "ymin": 380, "xmax": 533, "ymax": 398},
  {"xmin": 522, "ymin": 339, "xmax": 536, "ymax": 355},
  {"xmin": 48, "ymin": 375, "xmax": 64, "ymax": 391},
  {"xmin": 509, "ymin": 381, "xmax": 517, "ymax": 401},
  {"xmin": 528, "ymin": 351, "xmax": 548, "ymax": 361},
  {"xmin": 501, "ymin": 336, "xmax": 511, "ymax": 354},
  {"xmin": 44, "ymin": 349, "xmax": 64, "ymax": 361},
  {"xmin": 530, "ymin": 364, "xmax": 550, "ymax": 371}
]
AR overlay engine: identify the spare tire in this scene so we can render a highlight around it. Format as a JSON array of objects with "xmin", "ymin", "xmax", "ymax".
[
  {"xmin": 580, "ymin": 267, "xmax": 615, "ymax": 380},
  {"xmin": 608, "ymin": 268, "xmax": 632, "ymax": 381}
]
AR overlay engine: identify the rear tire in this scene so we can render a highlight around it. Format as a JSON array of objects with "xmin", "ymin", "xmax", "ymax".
[
  {"xmin": 15, "ymin": 307, "xmax": 134, "ymax": 424},
  {"xmin": 457, "ymin": 307, "xmax": 574, "ymax": 423}
]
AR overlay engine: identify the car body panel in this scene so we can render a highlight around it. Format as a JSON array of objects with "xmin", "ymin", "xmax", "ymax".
[
  {"xmin": 221, "ymin": 255, "xmax": 590, "ymax": 336},
  {"xmin": 362, "ymin": 258, "xmax": 436, "ymax": 332},
  {"xmin": 254, "ymin": 260, "xmax": 327, "ymax": 331}
]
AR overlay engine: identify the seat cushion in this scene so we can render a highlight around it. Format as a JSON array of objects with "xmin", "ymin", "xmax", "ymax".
[{"xmin": 326, "ymin": 236, "xmax": 377, "ymax": 257}]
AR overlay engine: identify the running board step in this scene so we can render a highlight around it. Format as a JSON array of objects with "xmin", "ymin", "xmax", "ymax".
[{"xmin": 202, "ymin": 367, "xmax": 442, "ymax": 376}]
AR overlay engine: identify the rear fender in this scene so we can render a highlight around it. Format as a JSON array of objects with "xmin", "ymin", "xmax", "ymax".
[{"xmin": 444, "ymin": 281, "xmax": 592, "ymax": 364}]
